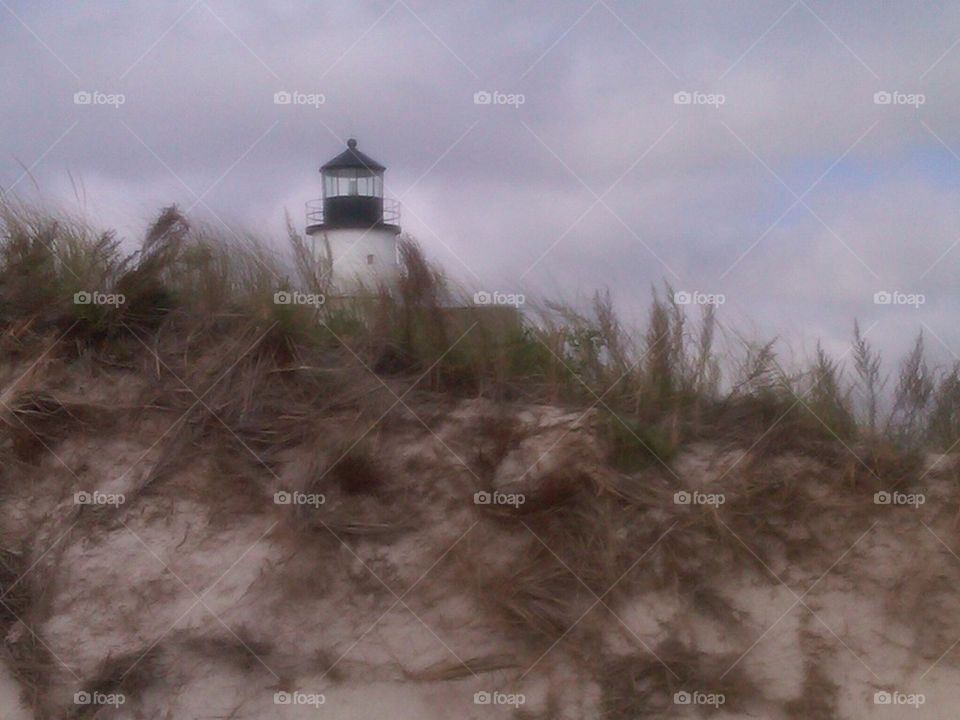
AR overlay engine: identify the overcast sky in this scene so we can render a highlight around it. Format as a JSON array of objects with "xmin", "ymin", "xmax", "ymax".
[{"xmin": 3, "ymin": 1, "xmax": 960, "ymax": 368}]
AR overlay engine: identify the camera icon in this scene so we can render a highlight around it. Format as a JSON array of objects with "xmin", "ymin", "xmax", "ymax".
[
  {"xmin": 74, "ymin": 690, "xmax": 92, "ymax": 704},
  {"xmin": 474, "ymin": 691, "xmax": 492, "ymax": 704},
  {"xmin": 873, "ymin": 491, "xmax": 891, "ymax": 505},
  {"xmin": 274, "ymin": 691, "xmax": 292, "ymax": 704},
  {"xmin": 673, "ymin": 91, "xmax": 692, "ymax": 105},
  {"xmin": 473, "ymin": 490, "xmax": 492, "ymax": 505},
  {"xmin": 673, "ymin": 290, "xmax": 692, "ymax": 305},
  {"xmin": 873, "ymin": 291, "xmax": 892, "ymax": 305},
  {"xmin": 673, "ymin": 490, "xmax": 691, "ymax": 505},
  {"xmin": 874, "ymin": 690, "xmax": 892, "ymax": 705},
  {"xmin": 74, "ymin": 91, "xmax": 92, "ymax": 105},
  {"xmin": 274, "ymin": 291, "xmax": 292, "ymax": 305},
  {"xmin": 473, "ymin": 291, "xmax": 492, "ymax": 305},
  {"xmin": 74, "ymin": 491, "xmax": 92, "ymax": 505},
  {"xmin": 873, "ymin": 91, "xmax": 892, "ymax": 105},
  {"xmin": 274, "ymin": 91, "xmax": 292, "ymax": 105},
  {"xmin": 74, "ymin": 291, "xmax": 92, "ymax": 305},
  {"xmin": 274, "ymin": 491, "xmax": 292, "ymax": 505},
  {"xmin": 473, "ymin": 91, "xmax": 492, "ymax": 105},
  {"xmin": 674, "ymin": 691, "xmax": 692, "ymax": 705}
]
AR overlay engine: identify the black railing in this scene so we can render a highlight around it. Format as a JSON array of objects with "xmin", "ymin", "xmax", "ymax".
[{"xmin": 306, "ymin": 197, "xmax": 400, "ymax": 228}]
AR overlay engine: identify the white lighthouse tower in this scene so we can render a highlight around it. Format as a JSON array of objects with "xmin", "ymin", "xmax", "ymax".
[{"xmin": 306, "ymin": 139, "xmax": 401, "ymax": 295}]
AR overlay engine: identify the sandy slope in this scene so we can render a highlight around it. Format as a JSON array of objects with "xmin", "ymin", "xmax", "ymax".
[{"xmin": 3, "ymin": 358, "xmax": 960, "ymax": 718}]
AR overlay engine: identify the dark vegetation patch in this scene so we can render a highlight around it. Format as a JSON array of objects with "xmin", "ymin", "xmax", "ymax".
[
  {"xmin": 599, "ymin": 641, "xmax": 759, "ymax": 719},
  {"xmin": 2, "ymin": 200, "xmax": 958, "ymax": 470}
]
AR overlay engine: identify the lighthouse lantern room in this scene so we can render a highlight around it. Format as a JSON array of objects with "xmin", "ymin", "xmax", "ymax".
[{"xmin": 306, "ymin": 138, "xmax": 401, "ymax": 294}]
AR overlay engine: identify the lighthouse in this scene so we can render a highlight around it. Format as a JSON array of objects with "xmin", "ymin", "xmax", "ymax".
[{"xmin": 306, "ymin": 139, "xmax": 401, "ymax": 295}]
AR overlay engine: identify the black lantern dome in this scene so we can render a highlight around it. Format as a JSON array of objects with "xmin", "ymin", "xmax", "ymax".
[
  {"xmin": 321, "ymin": 138, "xmax": 386, "ymax": 173},
  {"xmin": 307, "ymin": 139, "xmax": 398, "ymax": 232}
]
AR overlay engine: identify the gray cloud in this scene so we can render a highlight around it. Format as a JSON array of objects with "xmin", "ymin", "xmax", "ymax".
[{"xmin": 3, "ymin": 0, "xmax": 960, "ymax": 368}]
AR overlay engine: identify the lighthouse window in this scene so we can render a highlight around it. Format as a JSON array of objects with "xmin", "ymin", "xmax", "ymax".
[
  {"xmin": 357, "ymin": 175, "xmax": 374, "ymax": 196},
  {"xmin": 329, "ymin": 170, "xmax": 356, "ymax": 196},
  {"xmin": 366, "ymin": 254, "xmax": 375, "ymax": 265},
  {"xmin": 324, "ymin": 169, "xmax": 384, "ymax": 198}
]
